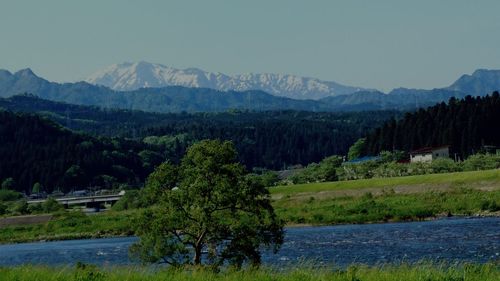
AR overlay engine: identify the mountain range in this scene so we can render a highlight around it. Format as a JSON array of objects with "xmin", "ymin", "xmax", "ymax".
[
  {"xmin": 85, "ymin": 61, "xmax": 371, "ymax": 100},
  {"xmin": 0, "ymin": 69, "xmax": 324, "ymax": 112},
  {"xmin": 0, "ymin": 66, "xmax": 499, "ymax": 113}
]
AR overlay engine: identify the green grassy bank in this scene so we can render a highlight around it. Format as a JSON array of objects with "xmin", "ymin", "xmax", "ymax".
[
  {"xmin": 0, "ymin": 169, "xmax": 498, "ymax": 244},
  {"xmin": 0, "ymin": 210, "xmax": 137, "ymax": 244},
  {"xmin": 271, "ymin": 169, "xmax": 500, "ymax": 195},
  {"xmin": 271, "ymin": 169, "xmax": 500, "ymax": 225},
  {"xmin": 0, "ymin": 263, "xmax": 498, "ymax": 281}
]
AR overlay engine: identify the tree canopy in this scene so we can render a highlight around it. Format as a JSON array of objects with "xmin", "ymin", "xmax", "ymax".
[
  {"xmin": 131, "ymin": 140, "xmax": 284, "ymax": 268},
  {"xmin": 2, "ymin": 95, "xmax": 399, "ymax": 169},
  {"xmin": 0, "ymin": 111, "xmax": 161, "ymax": 193},
  {"xmin": 348, "ymin": 138, "xmax": 366, "ymax": 160},
  {"xmin": 0, "ymin": 104, "xmax": 397, "ymax": 193},
  {"xmin": 364, "ymin": 92, "xmax": 500, "ymax": 158}
]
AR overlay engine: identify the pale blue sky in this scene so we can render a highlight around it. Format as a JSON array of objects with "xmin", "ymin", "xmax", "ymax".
[{"xmin": 1, "ymin": 0, "xmax": 499, "ymax": 91}]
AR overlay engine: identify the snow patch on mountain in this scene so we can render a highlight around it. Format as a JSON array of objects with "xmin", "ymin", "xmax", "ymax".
[{"xmin": 85, "ymin": 61, "xmax": 371, "ymax": 100}]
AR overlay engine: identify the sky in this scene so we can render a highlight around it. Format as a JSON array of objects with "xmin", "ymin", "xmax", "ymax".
[{"xmin": 1, "ymin": 0, "xmax": 499, "ymax": 92}]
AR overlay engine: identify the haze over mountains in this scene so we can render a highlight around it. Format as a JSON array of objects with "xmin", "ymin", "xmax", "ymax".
[{"xmin": 0, "ymin": 65, "xmax": 499, "ymax": 113}]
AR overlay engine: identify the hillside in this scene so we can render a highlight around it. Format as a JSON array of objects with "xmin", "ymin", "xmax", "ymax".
[
  {"xmin": 0, "ymin": 110, "xmax": 161, "ymax": 193},
  {"xmin": 447, "ymin": 69, "xmax": 500, "ymax": 95},
  {"xmin": 364, "ymin": 92, "xmax": 500, "ymax": 158},
  {"xmin": 0, "ymin": 95, "xmax": 399, "ymax": 169}
]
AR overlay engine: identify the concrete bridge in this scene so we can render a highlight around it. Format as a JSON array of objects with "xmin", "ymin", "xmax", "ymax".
[{"xmin": 27, "ymin": 193, "xmax": 124, "ymax": 210}]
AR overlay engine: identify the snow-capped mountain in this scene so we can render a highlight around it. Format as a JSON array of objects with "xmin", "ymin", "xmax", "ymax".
[{"xmin": 85, "ymin": 61, "xmax": 371, "ymax": 100}]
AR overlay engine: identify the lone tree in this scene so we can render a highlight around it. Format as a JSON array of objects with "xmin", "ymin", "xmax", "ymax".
[
  {"xmin": 1, "ymin": 178, "xmax": 15, "ymax": 190},
  {"xmin": 131, "ymin": 140, "xmax": 284, "ymax": 268},
  {"xmin": 32, "ymin": 182, "xmax": 42, "ymax": 194},
  {"xmin": 348, "ymin": 138, "xmax": 366, "ymax": 161}
]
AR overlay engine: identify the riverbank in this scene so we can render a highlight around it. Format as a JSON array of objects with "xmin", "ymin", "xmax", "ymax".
[
  {"xmin": 0, "ymin": 210, "xmax": 136, "ymax": 244},
  {"xmin": 272, "ymin": 169, "xmax": 500, "ymax": 225},
  {"xmin": 0, "ymin": 169, "xmax": 498, "ymax": 244},
  {"xmin": 0, "ymin": 263, "xmax": 498, "ymax": 281}
]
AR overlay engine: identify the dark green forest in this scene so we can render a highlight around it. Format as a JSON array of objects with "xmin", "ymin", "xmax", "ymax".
[
  {"xmin": 364, "ymin": 92, "xmax": 500, "ymax": 158},
  {"xmin": 0, "ymin": 94, "xmax": 399, "ymax": 138},
  {"xmin": 2, "ymin": 93, "xmax": 500, "ymax": 193},
  {"xmin": 0, "ymin": 95, "xmax": 399, "ymax": 168},
  {"xmin": 0, "ymin": 110, "xmax": 162, "ymax": 194},
  {"xmin": 0, "ymin": 98, "xmax": 399, "ymax": 193},
  {"xmin": 136, "ymin": 109, "xmax": 399, "ymax": 169}
]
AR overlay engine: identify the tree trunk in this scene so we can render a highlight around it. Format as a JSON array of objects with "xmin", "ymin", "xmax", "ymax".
[
  {"xmin": 194, "ymin": 245, "xmax": 202, "ymax": 265},
  {"xmin": 193, "ymin": 230, "xmax": 206, "ymax": 265}
]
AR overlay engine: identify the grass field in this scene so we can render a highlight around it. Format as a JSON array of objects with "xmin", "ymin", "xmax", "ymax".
[
  {"xmin": 271, "ymin": 169, "xmax": 500, "ymax": 225},
  {"xmin": 0, "ymin": 169, "xmax": 498, "ymax": 244},
  {"xmin": 0, "ymin": 263, "xmax": 499, "ymax": 281},
  {"xmin": 271, "ymin": 169, "xmax": 500, "ymax": 195},
  {"xmin": 0, "ymin": 210, "xmax": 137, "ymax": 244}
]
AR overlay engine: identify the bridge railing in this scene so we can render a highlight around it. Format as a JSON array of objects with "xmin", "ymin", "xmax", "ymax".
[{"xmin": 27, "ymin": 191, "xmax": 125, "ymax": 205}]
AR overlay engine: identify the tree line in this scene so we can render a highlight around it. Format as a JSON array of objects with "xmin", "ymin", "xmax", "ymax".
[
  {"xmin": 364, "ymin": 92, "xmax": 500, "ymax": 158},
  {"xmin": 0, "ymin": 95, "xmax": 400, "ymax": 170},
  {"xmin": 0, "ymin": 106, "xmax": 398, "ymax": 193},
  {"xmin": 0, "ymin": 110, "xmax": 162, "ymax": 194}
]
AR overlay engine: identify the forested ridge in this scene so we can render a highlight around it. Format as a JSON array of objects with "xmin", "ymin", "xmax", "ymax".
[
  {"xmin": 0, "ymin": 110, "xmax": 162, "ymax": 193},
  {"xmin": 0, "ymin": 102, "xmax": 398, "ymax": 192},
  {"xmin": 137, "ymin": 109, "xmax": 399, "ymax": 169},
  {"xmin": 0, "ymin": 95, "xmax": 399, "ymax": 169},
  {"xmin": 3, "ymin": 93, "xmax": 499, "ymax": 194},
  {"xmin": 364, "ymin": 92, "xmax": 500, "ymax": 158}
]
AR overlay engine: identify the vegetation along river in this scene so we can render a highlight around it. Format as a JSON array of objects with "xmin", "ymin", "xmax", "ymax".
[{"xmin": 0, "ymin": 217, "xmax": 498, "ymax": 267}]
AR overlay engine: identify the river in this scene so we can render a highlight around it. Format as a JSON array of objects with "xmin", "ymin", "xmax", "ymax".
[{"xmin": 0, "ymin": 217, "xmax": 498, "ymax": 267}]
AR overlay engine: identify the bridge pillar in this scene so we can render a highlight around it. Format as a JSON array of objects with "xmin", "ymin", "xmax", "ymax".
[{"xmin": 85, "ymin": 201, "xmax": 102, "ymax": 212}]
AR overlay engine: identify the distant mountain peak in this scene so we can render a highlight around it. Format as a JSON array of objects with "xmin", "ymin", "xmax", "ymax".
[
  {"xmin": 15, "ymin": 68, "xmax": 37, "ymax": 77},
  {"xmin": 1, "ymin": 65, "xmax": 498, "ymax": 113},
  {"xmin": 85, "ymin": 61, "xmax": 372, "ymax": 100},
  {"xmin": 0, "ymin": 69, "xmax": 13, "ymax": 78},
  {"xmin": 471, "ymin": 68, "xmax": 500, "ymax": 76},
  {"xmin": 447, "ymin": 69, "xmax": 500, "ymax": 95}
]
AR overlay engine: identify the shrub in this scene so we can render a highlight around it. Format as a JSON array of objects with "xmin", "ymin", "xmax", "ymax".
[
  {"xmin": 13, "ymin": 200, "xmax": 29, "ymax": 215},
  {"xmin": 289, "ymin": 152, "xmax": 496, "ymax": 184},
  {"xmin": 0, "ymin": 189, "xmax": 22, "ymax": 202},
  {"xmin": 338, "ymin": 160, "xmax": 380, "ymax": 181},
  {"xmin": 289, "ymin": 155, "xmax": 343, "ymax": 184},
  {"xmin": 372, "ymin": 162, "xmax": 409, "ymax": 178},
  {"xmin": 27, "ymin": 203, "xmax": 43, "ymax": 214},
  {"xmin": 0, "ymin": 202, "xmax": 8, "ymax": 215},
  {"xmin": 111, "ymin": 190, "xmax": 142, "ymax": 211},
  {"xmin": 55, "ymin": 211, "xmax": 91, "ymax": 227},
  {"xmin": 1, "ymin": 178, "xmax": 15, "ymax": 190},
  {"xmin": 430, "ymin": 158, "xmax": 460, "ymax": 173},
  {"xmin": 74, "ymin": 262, "xmax": 105, "ymax": 281},
  {"xmin": 43, "ymin": 198, "xmax": 64, "ymax": 213},
  {"xmin": 463, "ymin": 154, "xmax": 500, "ymax": 171},
  {"xmin": 259, "ymin": 171, "xmax": 280, "ymax": 187},
  {"xmin": 480, "ymin": 200, "xmax": 500, "ymax": 212}
]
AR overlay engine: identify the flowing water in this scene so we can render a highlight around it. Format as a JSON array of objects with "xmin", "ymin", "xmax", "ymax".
[{"xmin": 0, "ymin": 217, "xmax": 498, "ymax": 267}]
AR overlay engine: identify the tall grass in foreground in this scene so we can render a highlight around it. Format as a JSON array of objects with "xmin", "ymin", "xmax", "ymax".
[{"xmin": 0, "ymin": 263, "xmax": 498, "ymax": 281}]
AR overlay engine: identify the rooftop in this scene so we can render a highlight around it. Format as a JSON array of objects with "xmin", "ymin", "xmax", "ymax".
[{"xmin": 410, "ymin": 145, "xmax": 449, "ymax": 155}]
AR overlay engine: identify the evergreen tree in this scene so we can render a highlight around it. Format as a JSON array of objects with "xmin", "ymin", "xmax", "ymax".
[{"xmin": 364, "ymin": 93, "xmax": 500, "ymax": 158}]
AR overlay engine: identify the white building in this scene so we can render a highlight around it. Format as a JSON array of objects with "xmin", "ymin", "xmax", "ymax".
[{"xmin": 410, "ymin": 145, "xmax": 450, "ymax": 163}]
